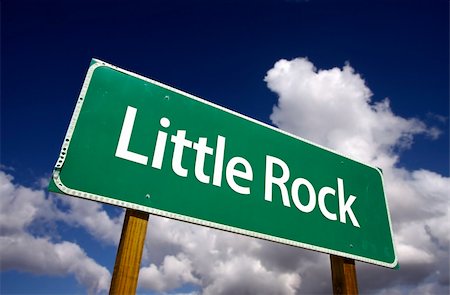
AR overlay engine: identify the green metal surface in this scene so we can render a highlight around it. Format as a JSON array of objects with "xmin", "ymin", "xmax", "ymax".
[{"xmin": 49, "ymin": 59, "xmax": 397, "ymax": 268}]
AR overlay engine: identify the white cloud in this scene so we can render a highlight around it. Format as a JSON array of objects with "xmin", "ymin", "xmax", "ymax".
[
  {"xmin": 1, "ymin": 234, "xmax": 110, "ymax": 294},
  {"xmin": 58, "ymin": 196, "xmax": 124, "ymax": 245},
  {"xmin": 265, "ymin": 58, "xmax": 437, "ymax": 168},
  {"xmin": 203, "ymin": 255, "xmax": 300, "ymax": 295},
  {"xmin": 138, "ymin": 214, "xmax": 307, "ymax": 294},
  {"xmin": 0, "ymin": 172, "xmax": 58, "ymax": 234},
  {"xmin": 139, "ymin": 254, "xmax": 200, "ymax": 292},
  {"xmin": 0, "ymin": 171, "xmax": 114, "ymax": 294}
]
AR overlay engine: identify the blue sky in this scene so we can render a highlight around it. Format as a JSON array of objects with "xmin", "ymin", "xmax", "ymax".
[{"xmin": 2, "ymin": 1, "xmax": 449, "ymax": 294}]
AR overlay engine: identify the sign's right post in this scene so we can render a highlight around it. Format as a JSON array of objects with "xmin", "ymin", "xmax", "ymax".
[{"xmin": 330, "ymin": 255, "xmax": 358, "ymax": 294}]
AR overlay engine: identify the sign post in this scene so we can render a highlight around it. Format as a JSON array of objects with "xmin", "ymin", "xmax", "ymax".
[
  {"xmin": 109, "ymin": 209, "xmax": 149, "ymax": 294},
  {"xmin": 330, "ymin": 255, "xmax": 358, "ymax": 294}
]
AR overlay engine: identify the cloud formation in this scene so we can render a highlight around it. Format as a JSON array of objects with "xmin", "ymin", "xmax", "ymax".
[
  {"xmin": 138, "ymin": 216, "xmax": 307, "ymax": 294},
  {"xmin": 139, "ymin": 254, "xmax": 200, "ymax": 291},
  {"xmin": 266, "ymin": 58, "xmax": 439, "ymax": 167},
  {"xmin": 0, "ymin": 171, "xmax": 115, "ymax": 294},
  {"xmin": 58, "ymin": 196, "xmax": 124, "ymax": 245}
]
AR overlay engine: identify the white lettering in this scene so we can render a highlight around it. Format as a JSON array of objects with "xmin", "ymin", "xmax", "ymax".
[
  {"xmin": 151, "ymin": 117, "xmax": 170, "ymax": 169},
  {"xmin": 338, "ymin": 178, "xmax": 360, "ymax": 227},
  {"xmin": 264, "ymin": 156, "xmax": 291, "ymax": 207},
  {"xmin": 114, "ymin": 106, "xmax": 361, "ymax": 228},
  {"xmin": 115, "ymin": 106, "xmax": 148, "ymax": 165},
  {"xmin": 318, "ymin": 186, "xmax": 337, "ymax": 221},
  {"xmin": 171, "ymin": 130, "xmax": 193, "ymax": 177},
  {"xmin": 226, "ymin": 157, "xmax": 253, "ymax": 195},
  {"xmin": 193, "ymin": 137, "xmax": 213, "ymax": 183},
  {"xmin": 291, "ymin": 178, "xmax": 316, "ymax": 213},
  {"xmin": 212, "ymin": 136, "xmax": 226, "ymax": 187}
]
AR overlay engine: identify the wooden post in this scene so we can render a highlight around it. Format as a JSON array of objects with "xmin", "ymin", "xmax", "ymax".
[
  {"xmin": 330, "ymin": 255, "xmax": 359, "ymax": 295},
  {"xmin": 109, "ymin": 209, "xmax": 149, "ymax": 295}
]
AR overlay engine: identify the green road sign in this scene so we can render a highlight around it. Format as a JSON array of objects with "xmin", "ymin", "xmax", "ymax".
[{"xmin": 49, "ymin": 59, "xmax": 397, "ymax": 268}]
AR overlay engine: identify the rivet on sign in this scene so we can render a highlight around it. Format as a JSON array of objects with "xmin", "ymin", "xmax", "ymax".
[
  {"xmin": 145, "ymin": 194, "xmax": 151, "ymax": 199},
  {"xmin": 164, "ymin": 95, "xmax": 170, "ymax": 100}
]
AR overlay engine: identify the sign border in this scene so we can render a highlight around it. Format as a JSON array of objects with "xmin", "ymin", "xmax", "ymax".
[{"xmin": 52, "ymin": 59, "xmax": 398, "ymax": 268}]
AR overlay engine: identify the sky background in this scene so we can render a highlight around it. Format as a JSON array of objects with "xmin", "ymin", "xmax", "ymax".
[{"xmin": 1, "ymin": 0, "xmax": 449, "ymax": 294}]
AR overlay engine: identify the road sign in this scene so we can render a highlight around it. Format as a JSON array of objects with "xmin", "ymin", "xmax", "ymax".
[{"xmin": 49, "ymin": 59, "xmax": 397, "ymax": 268}]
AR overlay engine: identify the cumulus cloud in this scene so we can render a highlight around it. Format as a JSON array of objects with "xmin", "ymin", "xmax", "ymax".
[
  {"xmin": 58, "ymin": 197, "xmax": 124, "ymax": 245},
  {"xmin": 139, "ymin": 254, "xmax": 200, "ymax": 291},
  {"xmin": 0, "ymin": 171, "xmax": 117, "ymax": 294},
  {"xmin": 139, "ymin": 216, "xmax": 306, "ymax": 294},
  {"xmin": 1, "ymin": 234, "xmax": 110, "ymax": 294},
  {"xmin": 265, "ymin": 58, "xmax": 438, "ymax": 167},
  {"xmin": 203, "ymin": 255, "xmax": 300, "ymax": 295},
  {"xmin": 0, "ymin": 172, "xmax": 57, "ymax": 235}
]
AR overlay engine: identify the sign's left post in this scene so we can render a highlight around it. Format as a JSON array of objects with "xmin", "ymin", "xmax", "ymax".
[{"xmin": 109, "ymin": 209, "xmax": 149, "ymax": 295}]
